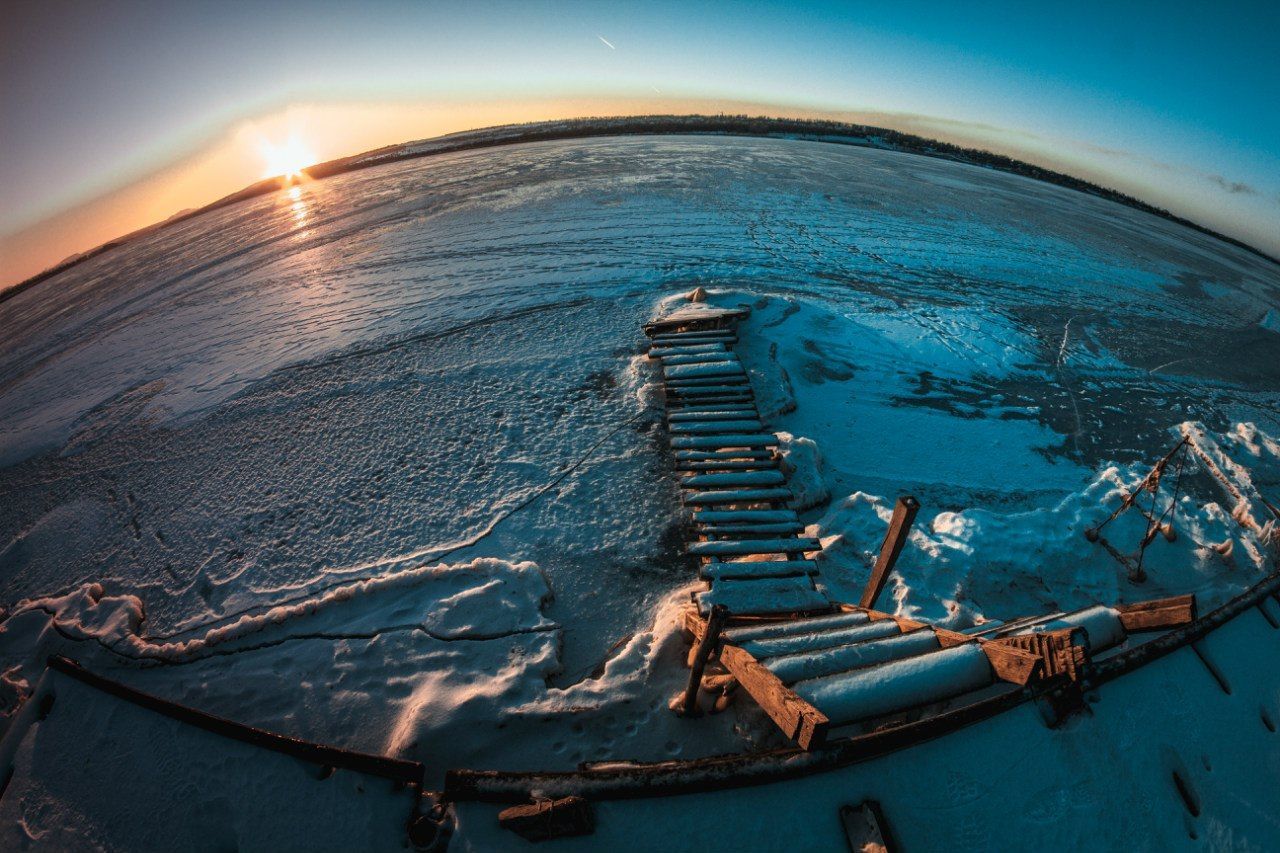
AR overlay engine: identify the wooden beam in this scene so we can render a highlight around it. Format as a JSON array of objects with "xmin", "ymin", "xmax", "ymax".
[
  {"xmin": 977, "ymin": 642, "xmax": 1042, "ymax": 685},
  {"xmin": 680, "ymin": 604, "xmax": 727, "ymax": 716},
  {"xmin": 859, "ymin": 496, "xmax": 920, "ymax": 610},
  {"xmin": 1116, "ymin": 593, "xmax": 1197, "ymax": 631},
  {"xmin": 719, "ymin": 643, "xmax": 830, "ymax": 750}
]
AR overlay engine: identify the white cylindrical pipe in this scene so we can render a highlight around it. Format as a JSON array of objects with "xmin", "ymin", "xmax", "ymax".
[
  {"xmin": 1017, "ymin": 605, "xmax": 1126, "ymax": 653},
  {"xmin": 738, "ymin": 619, "xmax": 901, "ymax": 658},
  {"xmin": 794, "ymin": 643, "xmax": 993, "ymax": 726},
  {"xmin": 766, "ymin": 628, "xmax": 941, "ymax": 684}
]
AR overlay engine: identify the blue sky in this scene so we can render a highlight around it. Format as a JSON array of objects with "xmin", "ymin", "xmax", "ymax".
[{"xmin": 2, "ymin": 0, "xmax": 1278, "ymax": 273}]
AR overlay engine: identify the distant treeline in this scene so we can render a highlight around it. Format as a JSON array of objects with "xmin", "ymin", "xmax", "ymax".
[{"xmin": 6, "ymin": 114, "xmax": 1275, "ymax": 303}]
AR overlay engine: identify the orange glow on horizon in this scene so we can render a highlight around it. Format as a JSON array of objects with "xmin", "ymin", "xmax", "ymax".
[{"xmin": 260, "ymin": 135, "xmax": 316, "ymax": 182}]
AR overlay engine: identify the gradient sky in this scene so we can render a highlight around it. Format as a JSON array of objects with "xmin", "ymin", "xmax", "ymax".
[{"xmin": 3, "ymin": 0, "xmax": 1278, "ymax": 287}]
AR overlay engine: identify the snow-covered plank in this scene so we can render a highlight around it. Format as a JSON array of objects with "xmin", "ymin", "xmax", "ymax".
[
  {"xmin": 682, "ymin": 487, "xmax": 791, "ymax": 505},
  {"xmin": 647, "ymin": 343, "xmax": 726, "ymax": 357},
  {"xmin": 668, "ymin": 408, "xmax": 758, "ymax": 421},
  {"xmin": 698, "ymin": 576, "xmax": 831, "ymax": 616},
  {"xmin": 665, "ymin": 373, "xmax": 752, "ymax": 386},
  {"xmin": 658, "ymin": 353, "xmax": 740, "ymax": 366},
  {"xmin": 694, "ymin": 508, "xmax": 798, "ymax": 524},
  {"xmin": 667, "ymin": 393, "xmax": 755, "ymax": 405},
  {"xmin": 671, "ymin": 433, "xmax": 779, "ymax": 449},
  {"xmin": 765, "ymin": 629, "xmax": 943, "ymax": 684},
  {"xmin": 665, "ymin": 379, "xmax": 752, "ymax": 391},
  {"xmin": 650, "ymin": 336, "xmax": 738, "ymax": 349},
  {"xmin": 793, "ymin": 644, "xmax": 994, "ymax": 727},
  {"xmin": 736, "ymin": 619, "xmax": 901, "ymax": 658},
  {"xmin": 697, "ymin": 521, "xmax": 805, "ymax": 535},
  {"xmin": 670, "ymin": 420, "xmax": 763, "ymax": 434},
  {"xmin": 677, "ymin": 459, "xmax": 778, "ymax": 471},
  {"xmin": 687, "ymin": 537, "xmax": 821, "ymax": 556},
  {"xmin": 675, "ymin": 449, "xmax": 774, "ymax": 461},
  {"xmin": 649, "ymin": 328, "xmax": 736, "ymax": 341},
  {"xmin": 698, "ymin": 559, "xmax": 818, "ymax": 580},
  {"xmin": 664, "ymin": 362, "xmax": 746, "ymax": 379},
  {"xmin": 681, "ymin": 470, "xmax": 786, "ymax": 488},
  {"xmin": 723, "ymin": 610, "xmax": 869, "ymax": 643}
]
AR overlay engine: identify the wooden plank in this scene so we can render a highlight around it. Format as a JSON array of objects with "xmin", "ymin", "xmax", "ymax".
[
  {"xmin": 664, "ymin": 376, "xmax": 752, "ymax": 388},
  {"xmin": 978, "ymin": 642, "xmax": 1042, "ymax": 685},
  {"xmin": 665, "ymin": 362, "xmax": 746, "ymax": 379},
  {"xmin": 697, "ymin": 522, "xmax": 805, "ymax": 535},
  {"xmin": 647, "ymin": 343, "xmax": 726, "ymax": 357},
  {"xmin": 658, "ymin": 354, "xmax": 740, "ymax": 366},
  {"xmin": 683, "ymin": 487, "xmax": 791, "ymax": 505},
  {"xmin": 668, "ymin": 408, "xmax": 757, "ymax": 421},
  {"xmin": 671, "ymin": 433, "xmax": 779, "ymax": 449},
  {"xmin": 680, "ymin": 604, "xmax": 728, "ymax": 715},
  {"xmin": 723, "ymin": 611, "xmax": 871, "ymax": 644},
  {"xmin": 698, "ymin": 576, "xmax": 830, "ymax": 616},
  {"xmin": 859, "ymin": 496, "xmax": 920, "ymax": 610},
  {"xmin": 719, "ymin": 644, "xmax": 830, "ymax": 750},
  {"xmin": 675, "ymin": 449, "xmax": 774, "ymax": 461},
  {"xmin": 694, "ymin": 509, "xmax": 798, "ymax": 524},
  {"xmin": 671, "ymin": 420, "xmax": 763, "ymax": 434},
  {"xmin": 498, "ymin": 797, "xmax": 594, "ymax": 841},
  {"xmin": 677, "ymin": 459, "xmax": 779, "ymax": 471},
  {"xmin": 681, "ymin": 470, "xmax": 786, "ymax": 488},
  {"xmin": 699, "ymin": 560, "xmax": 818, "ymax": 580},
  {"xmin": 664, "ymin": 378, "xmax": 750, "ymax": 389},
  {"xmin": 649, "ymin": 329, "xmax": 737, "ymax": 340},
  {"xmin": 1116, "ymin": 594, "xmax": 1197, "ymax": 631},
  {"xmin": 667, "ymin": 391, "xmax": 755, "ymax": 402},
  {"xmin": 688, "ymin": 537, "xmax": 821, "ymax": 556}
]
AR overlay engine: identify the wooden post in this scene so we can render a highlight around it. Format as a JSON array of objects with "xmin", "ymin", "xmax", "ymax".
[
  {"xmin": 680, "ymin": 604, "xmax": 727, "ymax": 716},
  {"xmin": 860, "ymin": 496, "xmax": 920, "ymax": 610}
]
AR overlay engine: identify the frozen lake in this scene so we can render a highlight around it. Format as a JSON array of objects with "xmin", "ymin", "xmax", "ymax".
[{"xmin": 1, "ymin": 135, "xmax": 1278, "ymax": 790}]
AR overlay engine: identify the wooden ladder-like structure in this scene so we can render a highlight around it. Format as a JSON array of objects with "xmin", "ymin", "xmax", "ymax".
[
  {"xmin": 644, "ymin": 306, "xmax": 834, "ymax": 618},
  {"xmin": 645, "ymin": 305, "xmax": 1199, "ymax": 751}
]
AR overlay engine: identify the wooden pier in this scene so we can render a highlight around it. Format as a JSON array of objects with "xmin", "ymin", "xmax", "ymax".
[{"xmin": 645, "ymin": 303, "xmax": 1199, "ymax": 751}]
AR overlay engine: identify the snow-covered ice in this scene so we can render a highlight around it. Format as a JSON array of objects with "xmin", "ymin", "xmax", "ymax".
[{"xmin": 1, "ymin": 134, "xmax": 1279, "ymax": 848}]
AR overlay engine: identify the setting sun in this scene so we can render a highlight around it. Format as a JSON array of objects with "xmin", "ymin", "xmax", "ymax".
[{"xmin": 260, "ymin": 135, "xmax": 316, "ymax": 181}]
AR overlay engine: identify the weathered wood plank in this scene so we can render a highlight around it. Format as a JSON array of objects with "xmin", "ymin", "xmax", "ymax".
[
  {"xmin": 498, "ymin": 797, "xmax": 594, "ymax": 841},
  {"xmin": 719, "ymin": 644, "xmax": 830, "ymax": 749},
  {"xmin": 664, "ymin": 376, "xmax": 752, "ymax": 388},
  {"xmin": 697, "ymin": 576, "xmax": 830, "ymax": 616},
  {"xmin": 688, "ymin": 537, "xmax": 821, "ymax": 556},
  {"xmin": 647, "ymin": 343, "xmax": 726, "ymax": 357},
  {"xmin": 668, "ymin": 408, "xmax": 758, "ymax": 421},
  {"xmin": 859, "ymin": 496, "xmax": 920, "ymax": 610},
  {"xmin": 658, "ymin": 353, "xmax": 740, "ymax": 366},
  {"xmin": 683, "ymin": 487, "xmax": 791, "ymax": 505},
  {"xmin": 666, "ymin": 383, "xmax": 754, "ymax": 395},
  {"xmin": 1116, "ymin": 594, "xmax": 1197, "ymax": 631},
  {"xmin": 699, "ymin": 560, "xmax": 818, "ymax": 580},
  {"xmin": 694, "ymin": 508, "xmax": 798, "ymax": 524},
  {"xmin": 675, "ymin": 449, "xmax": 774, "ymax": 461},
  {"xmin": 696, "ymin": 521, "xmax": 805, "ymax": 535},
  {"xmin": 671, "ymin": 420, "xmax": 763, "ymax": 434},
  {"xmin": 681, "ymin": 470, "xmax": 786, "ymax": 488},
  {"xmin": 677, "ymin": 459, "xmax": 779, "ymax": 471},
  {"xmin": 671, "ymin": 433, "xmax": 779, "ymax": 449},
  {"xmin": 665, "ymin": 362, "xmax": 747, "ymax": 379}
]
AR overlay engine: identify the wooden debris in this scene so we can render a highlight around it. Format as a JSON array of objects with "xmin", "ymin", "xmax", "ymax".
[
  {"xmin": 859, "ymin": 496, "xmax": 920, "ymax": 610},
  {"xmin": 680, "ymin": 604, "xmax": 728, "ymax": 716},
  {"xmin": 497, "ymin": 796, "xmax": 595, "ymax": 842},
  {"xmin": 720, "ymin": 644, "xmax": 829, "ymax": 749},
  {"xmin": 840, "ymin": 802, "xmax": 896, "ymax": 853},
  {"xmin": 1116, "ymin": 593, "xmax": 1197, "ymax": 631},
  {"xmin": 994, "ymin": 628, "xmax": 1088, "ymax": 681}
]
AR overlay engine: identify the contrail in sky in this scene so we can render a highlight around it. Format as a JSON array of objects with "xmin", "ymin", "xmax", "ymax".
[{"xmin": 597, "ymin": 35, "xmax": 615, "ymax": 50}]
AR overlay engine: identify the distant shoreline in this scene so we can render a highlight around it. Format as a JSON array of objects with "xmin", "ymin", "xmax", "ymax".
[{"xmin": 5, "ymin": 114, "xmax": 1277, "ymax": 303}]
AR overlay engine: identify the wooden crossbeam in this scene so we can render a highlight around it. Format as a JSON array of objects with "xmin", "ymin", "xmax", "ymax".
[
  {"xmin": 859, "ymin": 496, "xmax": 920, "ymax": 610},
  {"xmin": 719, "ymin": 644, "xmax": 829, "ymax": 750},
  {"xmin": 1115, "ymin": 593, "xmax": 1197, "ymax": 631}
]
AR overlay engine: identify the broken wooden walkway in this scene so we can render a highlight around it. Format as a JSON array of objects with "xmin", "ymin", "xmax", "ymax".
[{"xmin": 644, "ymin": 303, "xmax": 1200, "ymax": 753}]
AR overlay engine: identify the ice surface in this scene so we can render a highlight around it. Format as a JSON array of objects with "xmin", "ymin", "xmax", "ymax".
[{"xmin": 1, "ymin": 135, "xmax": 1278, "ymax": 846}]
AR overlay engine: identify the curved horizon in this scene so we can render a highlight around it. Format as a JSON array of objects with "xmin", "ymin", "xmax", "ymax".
[{"xmin": 2, "ymin": 2, "xmax": 1277, "ymax": 290}]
